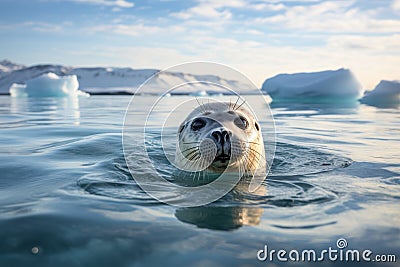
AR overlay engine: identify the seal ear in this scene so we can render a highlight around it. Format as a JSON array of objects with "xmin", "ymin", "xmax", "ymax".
[{"xmin": 254, "ymin": 122, "xmax": 260, "ymax": 131}]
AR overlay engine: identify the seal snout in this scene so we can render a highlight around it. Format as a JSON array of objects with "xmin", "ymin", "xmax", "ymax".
[
  {"xmin": 211, "ymin": 128, "xmax": 231, "ymax": 145},
  {"xmin": 210, "ymin": 127, "xmax": 232, "ymax": 163}
]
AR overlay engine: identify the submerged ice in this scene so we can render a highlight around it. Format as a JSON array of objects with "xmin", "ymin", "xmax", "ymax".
[
  {"xmin": 261, "ymin": 68, "xmax": 363, "ymax": 103},
  {"xmin": 9, "ymin": 72, "xmax": 89, "ymax": 97}
]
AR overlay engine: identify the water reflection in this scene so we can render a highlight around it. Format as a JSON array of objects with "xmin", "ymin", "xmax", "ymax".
[
  {"xmin": 270, "ymin": 101, "xmax": 360, "ymax": 116},
  {"xmin": 175, "ymin": 206, "xmax": 263, "ymax": 231},
  {"xmin": 175, "ymin": 181, "xmax": 266, "ymax": 231},
  {"xmin": 360, "ymin": 101, "xmax": 400, "ymax": 109},
  {"xmin": 10, "ymin": 97, "xmax": 81, "ymax": 125}
]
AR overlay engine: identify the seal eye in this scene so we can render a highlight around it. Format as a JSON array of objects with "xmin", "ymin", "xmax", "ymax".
[
  {"xmin": 234, "ymin": 116, "xmax": 248, "ymax": 130},
  {"xmin": 191, "ymin": 118, "xmax": 206, "ymax": 131}
]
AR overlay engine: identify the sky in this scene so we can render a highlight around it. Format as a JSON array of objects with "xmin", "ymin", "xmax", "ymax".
[{"xmin": 0, "ymin": 0, "xmax": 399, "ymax": 88}]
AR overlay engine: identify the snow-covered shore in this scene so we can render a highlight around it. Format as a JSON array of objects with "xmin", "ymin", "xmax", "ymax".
[{"xmin": 0, "ymin": 60, "xmax": 255, "ymax": 96}]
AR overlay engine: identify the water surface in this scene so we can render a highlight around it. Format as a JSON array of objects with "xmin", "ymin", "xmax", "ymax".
[{"xmin": 0, "ymin": 96, "xmax": 399, "ymax": 266}]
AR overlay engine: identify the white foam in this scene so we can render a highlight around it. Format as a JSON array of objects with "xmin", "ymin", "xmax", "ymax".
[{"xmin": 9, "ymin": 72, "xmax": 89, "ymax": 97}]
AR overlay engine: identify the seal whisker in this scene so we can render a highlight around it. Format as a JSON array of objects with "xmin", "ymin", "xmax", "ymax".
[
  {"xmin": 201, "ymin": 157, "xmax": 210, "ymax": 170},
  {"xmin": 248, "ymin": 147, "xmax": 266, "ymax": 161},
  {"xmin": 242, "ymin": 151, "xmax": 257, "ymax": 172},
  {"xmin": 185, "ymin": 147, "xmax": 200, "ymax": 157},
  {"xmin": 195, "ymin": 96, "xmax": 201, "ymax": 108},
  {"xmin": 234, "ymin": 99, "xmax": 246, "ymax": 111},
  {"xmin": 232, "ymin": 96, "xmax": 240, "ymax": 111},
  {"xmin": 182, "ymin": 153, "xmax": 199, "ymax": 169},
  {"xmin": 243, "ymin": 163, "xmax": 250, "ymax": 177},
  {"xmin": 194, "ymin": 157, "xmax": 204, "ymax": 170},
  {"xmin": 181, "ymin": 146, "xmax": 198, "ymax": 154},
  {"xmin": 230, "ymin": 141, "xmax": 260, "ymax": 150},
  {"xmin": 182, "ymin": 161, "xmax": 191, "ymax": 171},
  {"xmin": 243, "ymin": 141, "xmax": 261, "ymax": 145},
  {"xmin": 182, "ymin": 141, "xmax": 201, "ymax": 145},
  {"xmin": 188, "ymin": 152, "xmax": 200, "ymax": 161},
  {"xmin": 239, "ymin": 158, "xmax": 250, "ymax": 176},
  {"xmin": 195, "ymin": 97, "xmax": 207, "ymax": 113},
  {"xmin": 245, "ymin": 153, "xmax": 257, "ymax": 176},
  {"xmin": 247, "ymin": 150, "xmax": 260, "ymax": 167},
  {"xmin": 182, "ymin": 155, "xmax": 201, "ymax": 175},
  {"xmin": 238, "ymin": 161, "xmax": 245, "ymax": 177},
  {"xmin": 242, "ymin": 153, "xmax": 250, "ymax": 173}
]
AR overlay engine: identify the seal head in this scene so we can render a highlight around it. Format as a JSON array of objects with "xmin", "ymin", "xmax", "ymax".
[{"xmin": 176, "ymin": 101, "xmax": 265, "ymax": 175}]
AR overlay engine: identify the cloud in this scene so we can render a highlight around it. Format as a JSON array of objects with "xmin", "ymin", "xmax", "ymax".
[
  {"xmin": 248, "ymin": 3, "xmax": 285, "ymax": 11},
  {"xmin": 171, "ymin": 0, "xmax": 253, "ymax": 20},
  {"xmin": 70, "ymin": 1, "xmax": 398, "ymax": 89},
  {"xmin": 29, "ymin": 22, "xmax": 64, "ymax": 32},
  {"xmin": 327, "ymin": 34, "xmax": 400, "ymax": 53},
  {"xmin": 170, "ymin": 0, "xmax": 285, "ymax": 20},
  {"xmin": 139, "ymin": 33, "xmax": 399, "ymax": 89},
  {"xmin": 69, "ymin": 32, "xmax": 398, "ymax": 90},
  {"xmin": 87, "ymin": 23, "xmax": 185, "ymax": 36},
  {"xmin": 79, "ymin": 46, "xmax": 198, "ymax": 69},
  {"xmin": 253, "ymin": 1, "xmax": 400, "ymax": 33},
  {"xmin": 2, "ymin": 0, "xmax": 397, "ymax": 90},
  {"xmin": 197, "ymin": 0, "xmax": 246, "ymax": 9},
  {"xmin": 0, "ymin": 21, "xmax": 67, "ymax": 32},
  {"xmin": 393, "ymin": 0, "xmax": 400, "ymax": 11},
  {"xmin": 171, "ymin": 5, "xmax": 231, "ymax": 20},
  {"xmin": 70, "ymin": 0, "xmax": 134, "ymax": 8},
  {"xmin": 89, "ymin": 24, "xmax": 161, "ymax": 36}
]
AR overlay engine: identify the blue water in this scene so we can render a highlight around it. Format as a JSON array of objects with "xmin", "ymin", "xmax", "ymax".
[{"xmin": 0, "ymin": 95, "xmax": 399, "ymax": 266}]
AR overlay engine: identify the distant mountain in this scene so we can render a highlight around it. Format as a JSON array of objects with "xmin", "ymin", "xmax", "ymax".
[
  {"xmin": 0, "ymin": 60, "xmax": 256, "ymax": 95},
  {"xmin": 0, "ymin": 60, "xmax": 25, "ymax": 77}
]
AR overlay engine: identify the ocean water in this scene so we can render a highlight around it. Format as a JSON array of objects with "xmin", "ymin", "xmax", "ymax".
[{"xmin": 0, "ymin": 95, "xmax": 399, "ymax": 266}]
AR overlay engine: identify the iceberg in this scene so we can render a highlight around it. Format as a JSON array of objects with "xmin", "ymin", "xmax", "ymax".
[
  {"xmin": 261, "ymin": 68, "xmax": 363, "ymax": 103},
  {"xmin": 9, "ymin": 72, "xmax": 89, "ymax": 97},
  {"xmin": 360, "ymin": 80, "xmax": 400, "ymax": 108},
  {"xmin": 0, "ymin": 61, "xmax": 260, "ymax": 95},
  {"xmin": 189, "ymin": 90, "xmax": 208, "ymax": 97}
]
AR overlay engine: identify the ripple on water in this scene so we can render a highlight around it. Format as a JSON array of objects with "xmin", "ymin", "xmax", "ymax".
[
  {"xmin": 73, "ymin": 136, "xmax": 349, "ymax": 208},
  {"xmin": 270, "ymin": 142, "xmax": 352, "ymax": 177}
]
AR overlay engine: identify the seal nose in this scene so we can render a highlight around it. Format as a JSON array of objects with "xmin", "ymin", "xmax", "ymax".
[
  {"xmin": 211, "ymin": 128, "xmax": 232, "ymax": 161},
  {"xmin": 211, "ymin": 129, "xmax": 230, "ymax": 145}
]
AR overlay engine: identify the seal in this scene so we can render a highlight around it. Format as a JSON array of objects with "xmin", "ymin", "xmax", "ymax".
[{"xmin": 175, "ymin": 100, "xmax": 265, "ymax": 175}]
